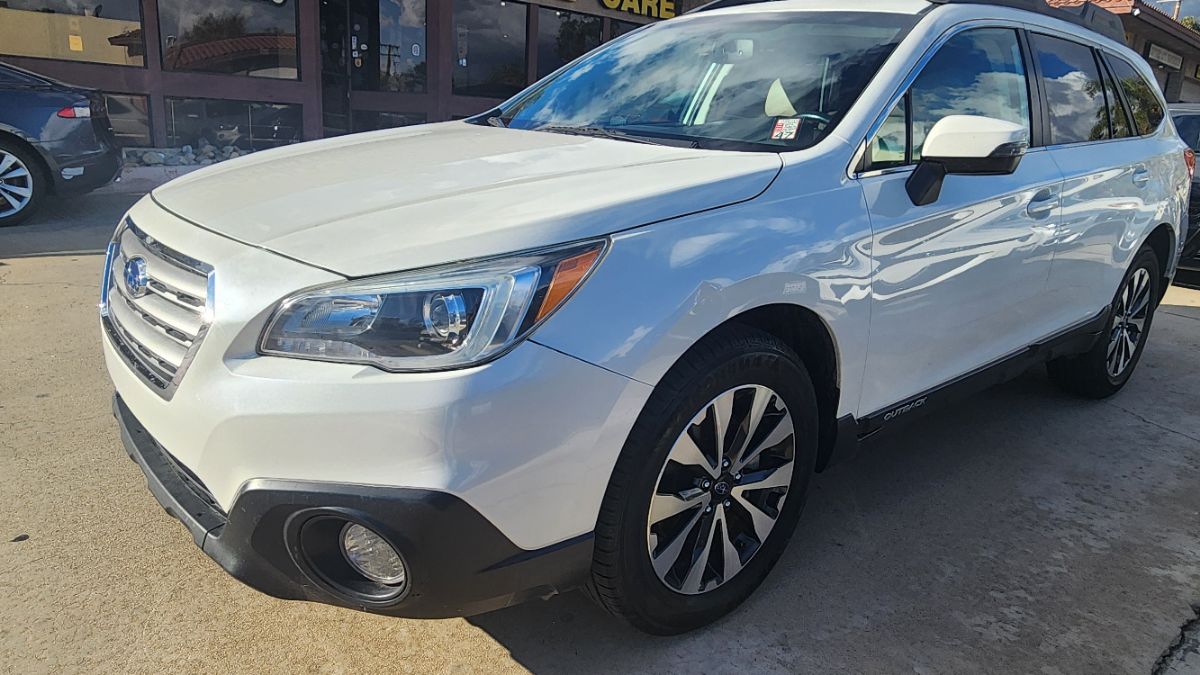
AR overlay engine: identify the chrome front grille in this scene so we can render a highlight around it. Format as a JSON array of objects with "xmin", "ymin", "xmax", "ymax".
[{"xmin": 101, "ymin": 218, "xmax": 213, "ymax": 399}]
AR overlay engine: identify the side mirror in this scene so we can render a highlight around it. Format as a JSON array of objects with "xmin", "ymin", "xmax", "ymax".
[{"xmin": 906, "ymin": 115, "xmax": 1030, "ymax": 206}]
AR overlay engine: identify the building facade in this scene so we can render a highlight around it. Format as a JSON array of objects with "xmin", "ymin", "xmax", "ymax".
[{"xmin": 0, "ymin": 0, "xmax": 704, "ymax": 152}]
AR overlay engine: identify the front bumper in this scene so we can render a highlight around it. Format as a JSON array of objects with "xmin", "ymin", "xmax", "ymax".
[
  {"xmin": 103, "ymin": 197, "xmax": 653, "ymax": 552},
  {"xmin": 114, "ymin": 395, "xmax": 594, "ymax": 617}
]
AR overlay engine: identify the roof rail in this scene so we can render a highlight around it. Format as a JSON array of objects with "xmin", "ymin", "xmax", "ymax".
[
  {"xmin": 928, "ymin": 0, "xmax": 1126, "ymax": 43},
  {"xmin": 687, "ymin": 0, "xmax": 1125, "ymax": 45}
]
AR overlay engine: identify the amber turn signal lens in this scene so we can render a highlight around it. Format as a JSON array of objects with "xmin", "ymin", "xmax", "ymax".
[{"xmin": 535, "ymin": 248, "xmax": 602, "ymax": 323}]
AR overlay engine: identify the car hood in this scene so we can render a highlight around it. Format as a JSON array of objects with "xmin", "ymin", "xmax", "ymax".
[{"xmin": 150, "ymin": 122, "xmax": 783, "ymax": 277}]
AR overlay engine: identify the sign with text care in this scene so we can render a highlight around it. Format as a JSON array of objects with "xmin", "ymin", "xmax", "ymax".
[{"xmin": 601, "ymin": 0, "xmax": 677, "ymax": 20}]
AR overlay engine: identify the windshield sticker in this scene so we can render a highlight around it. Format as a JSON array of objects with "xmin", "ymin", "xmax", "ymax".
[{"xmin": 772, "ymin": 118, "xmax": 801, "ymax": 140}]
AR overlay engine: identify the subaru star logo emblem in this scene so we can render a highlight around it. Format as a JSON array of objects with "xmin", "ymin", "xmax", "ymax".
[{"xmin": 124, "ymin": 256, "xmax": 149, "ymax": 298}]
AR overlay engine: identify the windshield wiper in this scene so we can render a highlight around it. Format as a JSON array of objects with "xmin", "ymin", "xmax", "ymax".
[{"xmin": 534, "ymin": 125, "xmax": 674, "ymax": 147}]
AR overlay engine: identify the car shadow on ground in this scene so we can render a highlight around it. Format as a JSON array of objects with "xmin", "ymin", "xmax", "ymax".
[
  {"xmin": 466, "ymin": 374, "xmax": 1062, "ymax": 661},
  {"xmin": 0, "ymin": 193, "xmax": 139, "ymax": 260},
  {"xmin": 466, "ymin": 348, "xmax": 1200, "ymax": 673}
]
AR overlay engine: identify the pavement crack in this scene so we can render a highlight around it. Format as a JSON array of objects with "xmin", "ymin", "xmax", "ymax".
[
  {"xmin": 1161, "ymin": 309, "xmax": 1200, "ymax": 322},
  {"xmin": 1152, "ymin": 603, "xmax": 1200, "ymax": 675},
  {"xmin": 1104, "ymin": 402, "xmax": 1200, "ymax": 445},
  {"xmin": 0, "ymin": 281, "xmax": 96, "ymax": 289}
]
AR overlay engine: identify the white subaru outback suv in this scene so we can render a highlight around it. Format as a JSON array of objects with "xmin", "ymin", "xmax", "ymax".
[{"xmin": 102, "ymin": 0, "xmax": 1190, "ymax": 634}]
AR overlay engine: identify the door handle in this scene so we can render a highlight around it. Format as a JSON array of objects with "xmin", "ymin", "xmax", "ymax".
[
  {"xmin": 1132, "ymin": 165, "xmax": 1151, "ymax": 187},
  {"xmin": 1027, "ymin": 188, "xmax": 1057, "ymax": 218}
]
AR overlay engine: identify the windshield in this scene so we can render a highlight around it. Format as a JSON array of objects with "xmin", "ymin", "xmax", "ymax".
[{"xmin": 473, "ymin": 12, "xmax": 918, "ymax": 153}]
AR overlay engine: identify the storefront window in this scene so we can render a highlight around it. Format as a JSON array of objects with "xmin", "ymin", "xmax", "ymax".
[
  {"xmin": 453, "ymin": 0, "xmax": 528, "ymax": 99},
  {"xmin": 610, "ymin": 20, "xmax": 640, "ymax": 40},
  {"xmin": 0, "ymin": 1, "xmax": 144, "ymax": 66},
  {"xmin": 105, "ymin": 93, "xmax": 152, "ymax": 147},
  {"xmin": 353, "ymin": 110, "xmax": 427, "ymax": 131},
  {"xmin": 536, "ymin": 8, "xmax": 601, "ymax": 80},
  {"xmin": 166, "ymin": 98, "xmax": 302, "ymax": 151},
  {"xmin": 351, "ymin": 0, "xmax": 427, "ymax": 93},
  {"xmin": 159, "ymin": 0, "xmax": 299, "ymax": 79}
]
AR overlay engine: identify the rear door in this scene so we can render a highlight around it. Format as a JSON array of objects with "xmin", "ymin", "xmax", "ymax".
[
  {"xmin": 1035, "ymin": 34, "xmax": 1170, "ymax": 321},
  {"xmin": 857, "ymin": 26, "xmax": 1065, "ymax": 416}
]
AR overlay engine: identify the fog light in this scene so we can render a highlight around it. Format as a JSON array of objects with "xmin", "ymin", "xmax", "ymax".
[{"xmin": 340, "ymin": 523, "xmax": 407, "ymax": 587}]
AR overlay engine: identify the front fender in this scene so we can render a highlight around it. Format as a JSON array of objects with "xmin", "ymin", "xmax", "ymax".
[{"xmin": 531, "ymin": 166, "xmax": 874, "ymax": 419}]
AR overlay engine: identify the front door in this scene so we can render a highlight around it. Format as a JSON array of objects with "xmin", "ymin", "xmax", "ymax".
[{"xmin": 857, "ymin": 27, "xmax": 1064, "ymax": 415}]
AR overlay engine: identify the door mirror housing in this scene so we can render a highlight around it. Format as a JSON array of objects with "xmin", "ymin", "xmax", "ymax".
[{"xmin": 906, "ymin": 115, "xmax": 1030, "ymax": 206}]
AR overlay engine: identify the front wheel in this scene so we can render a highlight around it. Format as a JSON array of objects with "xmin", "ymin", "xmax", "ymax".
[
  {"xmin": 1047, "ymin": 247, "xmax": 1161, "ymax": 398},
  {"xmin": 588, "ymin": 326, "xmax": 818, "ymax": 634}
]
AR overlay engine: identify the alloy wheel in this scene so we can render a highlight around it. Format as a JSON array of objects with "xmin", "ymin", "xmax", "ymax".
[
  {"xmin": 646, "ymin": 384, "xmax": 795, "ymax": 595},
  {"xmin": 1107, "ymin": 267, "xmax": 1152, "ymax": 378},
  {"xmin": 0, "ymin": 150, "xmax": 34, "ymax": 218}
]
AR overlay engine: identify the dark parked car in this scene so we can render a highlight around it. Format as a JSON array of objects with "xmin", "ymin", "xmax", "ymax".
[
  {"xmin": 0, "ymin": 61, "xmax": 122, "ymax": 226},
  {"xmin": 1170, "ymin": 104, "xmax": 1200, "ymax": 273}
]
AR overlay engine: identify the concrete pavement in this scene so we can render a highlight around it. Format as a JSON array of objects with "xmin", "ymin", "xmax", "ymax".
[{"xmin": 1, "ymin": 194, "xmax": 1199, "ymax": 673}]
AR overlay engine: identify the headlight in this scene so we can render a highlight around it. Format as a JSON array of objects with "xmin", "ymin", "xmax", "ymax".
[{"xmin": 259, "ymin": 240, "xmax": 606, "ymax": 371}]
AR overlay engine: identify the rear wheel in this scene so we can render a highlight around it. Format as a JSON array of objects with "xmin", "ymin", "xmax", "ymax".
[
  {"xmin": 589, "ymin": 326, "xmax": 818, "ymax": 634},
  {"xmin": 1047, "ymin": 247, "xmax": 1161, "ymax": 398},
  {"xmin": 0, "ymin": 140, "xmax": 45, "ymax": 227}
]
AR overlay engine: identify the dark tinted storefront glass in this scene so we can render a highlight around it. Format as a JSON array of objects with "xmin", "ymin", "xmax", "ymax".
[
  {"xmin": 1029, "ymin": 33, "xmax": 1108, "ymax": 144},
  {"xmin": 0, "ymin": 1, "xmax": 144, "ymax": 66},
  {"xmin": 453, "ymin": 0, "xmax": 528, "ymax": 98},
  {"xmin": 536, "ymin": 9, "xmax": 601, "ymax": 80},
  {"xmin": 610, "ymin": 20, "xmax": 640, "ymax": 39},
  {"xmin": 353, "ymin": 110, "xmax": 427, "ymax": 131},
  {"xmin": 159, "ymin": 0, "xmax": 299, "ymax": 79},
  {"xmin": 352, "ymin": 0, "xmax": 428, "ymax": 93},
  {"xmin": 166, "ymin": 98, "xmax": 302, "ymax": 151},
  {"xmin": 105, "ymin": 94, "xmax": 152, "ymax": 147}
]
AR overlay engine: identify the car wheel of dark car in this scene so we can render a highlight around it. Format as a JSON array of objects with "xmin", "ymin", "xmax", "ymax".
[{"xmin": 0, "ymin": 139, "xmax": 45, "ymax": 227}]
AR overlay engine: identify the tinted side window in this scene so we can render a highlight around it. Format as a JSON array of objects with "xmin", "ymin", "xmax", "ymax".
[
  {"xmin": 1102, "ymin": 60, "xmax": 1134, "ymax": 138},
  {"xmin": 1173, "ymin": 114, "xmax": 1200, "ymax": 150},
  {"xmin": 909, "ymin": 28, "xmax": 1031, "ymax": 161},
  {"xmin": 865, "ymin": 98, "xmax": 908, "ymax": 170},
  {"xmin": 1109, "ymin": 57, "xmax": 1166, "ymax": 135},
  {"xmin": 0, "ymin": 66, "xmax": 41, "ymax": 85},
  {"xmin": 1030, "ymin": 34, "xmax": 1109, "ymax": 144}
]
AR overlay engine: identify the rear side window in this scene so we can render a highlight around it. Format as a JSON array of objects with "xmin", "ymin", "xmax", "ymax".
[
  {"xmin": 1030, "ymin": 33, "xmax": 1109, "ymax": 144},
  {"xmin": 1101, "ymin": 62, "xmax": 1135, "ymax": 139},
  {"xmin": 1108, "ymin": 57, "xmax": 1166, "ymax": 135},
  {"xmin": 0, "ymin": 66, "xmax": 42, "ymax": 85},
  {"xmin": 1173, "ymin": 113, "xmax": 1200, "ymax": 150}
]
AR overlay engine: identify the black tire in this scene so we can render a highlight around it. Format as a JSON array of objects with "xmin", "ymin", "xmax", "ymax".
[
  {"xmin": 1047, "ymin": 247, "xmax": 1161, "ymax": 399},
  {"xmin": 0, "ymin": 138, "xmax": 47, "ymax": 228},
  {"xmin": 588, "ymin": 325, "xmax": 819, "ymax": 635}
]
